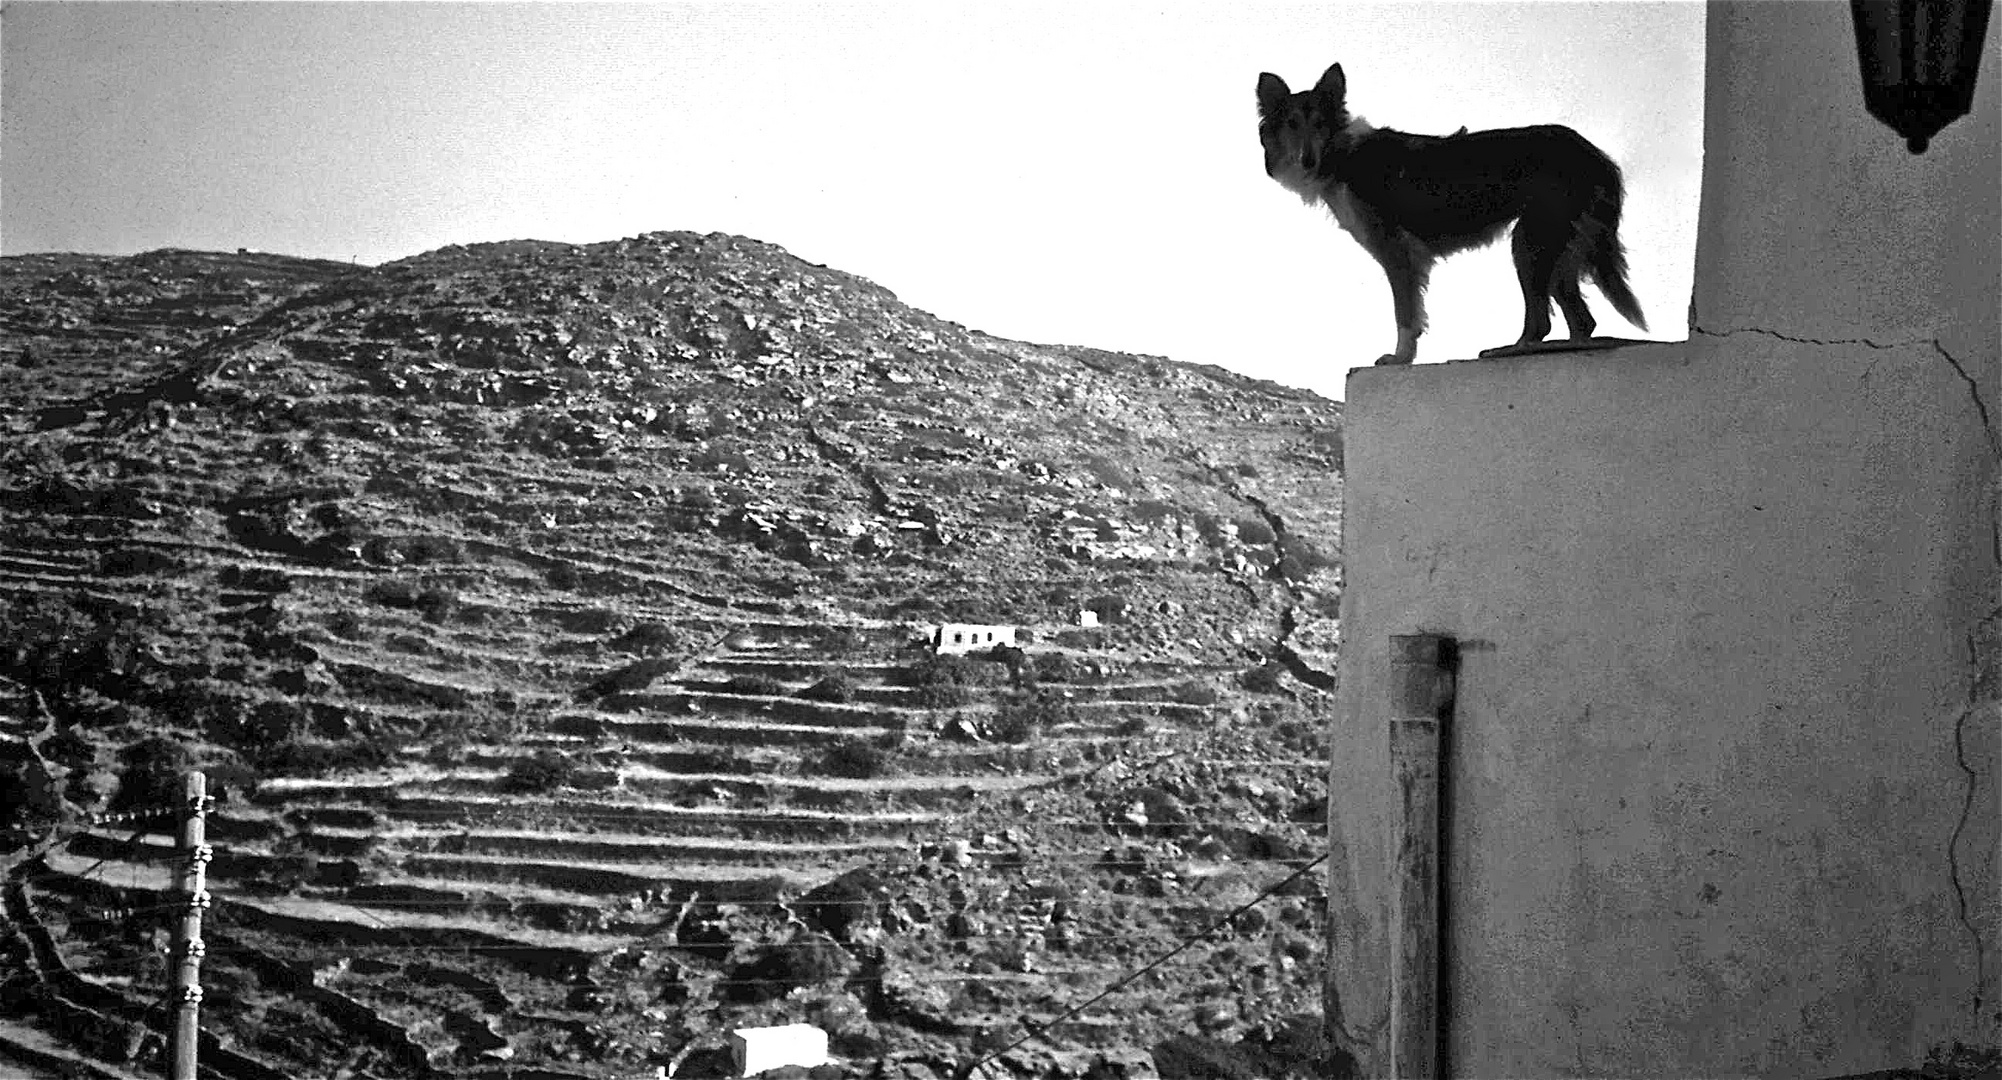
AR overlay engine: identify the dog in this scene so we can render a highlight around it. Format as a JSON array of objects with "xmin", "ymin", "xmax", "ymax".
[{"xmin": 1257, "ymin": 62, "xmax": 1646, "ymax": 365}]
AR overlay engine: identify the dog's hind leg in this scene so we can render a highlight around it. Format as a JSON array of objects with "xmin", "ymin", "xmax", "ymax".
[
  {"xmin": 1552, "ymin": 252, "xmax": 1597, "ymax": 340},
  {"xmin": 1509, "ymin": 221, "xmax": 1563, "ymax": 346}
]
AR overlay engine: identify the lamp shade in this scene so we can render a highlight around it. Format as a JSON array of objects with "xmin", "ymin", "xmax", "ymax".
[{"xmin": 1852, "ymin": 0, "xmax": 1994, "ymax": 152}]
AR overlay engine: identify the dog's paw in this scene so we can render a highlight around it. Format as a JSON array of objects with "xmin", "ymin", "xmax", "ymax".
[{"xmin": 1374, "ymin": 353, "xmax": 1414, "ymax": 366}]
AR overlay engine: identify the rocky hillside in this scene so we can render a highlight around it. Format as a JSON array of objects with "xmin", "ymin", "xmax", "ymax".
[{"xmin": 0, "ymin": 233, "xmax": 1346, "ymax": 1079}]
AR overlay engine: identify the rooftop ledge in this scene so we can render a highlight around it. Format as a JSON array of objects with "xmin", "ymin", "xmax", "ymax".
[
  {"xmin": 1471, "ymin": 335, "xmax": 1652, "ymax": 359},
  {"xmin": 1343, "ymin": 332, "xmax": 1994, "ymax": 463}
]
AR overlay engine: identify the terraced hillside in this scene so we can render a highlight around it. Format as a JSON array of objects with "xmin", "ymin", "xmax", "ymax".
[{"xmin": 0, "ymin": 235, "xmax": 1344, "ymax": 1079}]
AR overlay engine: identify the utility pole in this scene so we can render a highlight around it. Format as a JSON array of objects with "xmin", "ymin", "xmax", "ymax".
[{"xmin": 166, "ymin": 770, "xmax": 210, "ymax": 1080}]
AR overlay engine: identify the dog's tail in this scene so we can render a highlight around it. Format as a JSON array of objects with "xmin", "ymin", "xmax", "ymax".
[{"xmin": 1572, "ymin": 153, "xmax": 1648, "ymax": 332}]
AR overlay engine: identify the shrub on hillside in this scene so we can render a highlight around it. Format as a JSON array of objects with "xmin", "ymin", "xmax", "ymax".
[
  {"xmin": 816, "ymin": 627, "xmax": 869, "ymax": 656},
  {"xmin": 899, "ymin": 655, "xmax": 1003, "ymax": 691},
  {"xmin": 1052, "ymin": 629, "xmax": 1106, "ymax": 651},
  {"xmin": 1152, "ymin": 1035, "xmax": 1265, "ymax": 1080},
  {"xmin": 414, "ymin": 586, "xmax": 457, "ymax": 624},
  {"xmin": 1275, "ymin": 535, "xmax": 1336, "ymax": 584},
  {"xmin": 251, "ymin": 738, "xmax": 393, "ymax": 774},
  {"xmin": 544, "ymin": 561, "xmax": 583, "ymax": 591},
  {"xmin": 722, "ymin": 934, "xmax": 855, "ymax": 1003},
  {"xmin": 811, "ymin": 740, "xmax": 890, "ymax": 779},
  {"xmin": 363, "ymin": 579, "xmax": 458, "ymax": 623},
  {"xmin": 97, "ymin": 546, "xmax": 184, "ymax": 577},
  {"xmin": 1154, "ymin": 1026, "xmax": 1353, "ymax": 1080},
  {"xmin": 1083, "ymin": 594, "xmax": 1129, "ymax": 624},
  {"xmin": 324, "ymin": 609, "xmax": 367, "ymax": 640},
  {"xmin": 801, "ymin": 669, "xmax": 857, "ymax": 703},
  {"xmin": 111, "ymin": 735, "xmax": 193, "ymax": 814},
  {"xmin": 1025, "ymin": 651, "xmax": 1083, "ymax": 685},
  {"xmin": 1192, "ymin": 512, "xmax": 1229, "ymax": 548},
  {"xmin": 887, "ymin": 596, "xmax": 943, "ymax": 622},
  {"xmin": 799, "ymin": 869, "xmax": 885, "ymax": 940},
  {"xmin": 1083, "ymin": 454, "xmax": 1137, "ymax": 491},
  {"xmin": 724, "ymin": 673, "xmax": 787, "ymax": 697},
  {"xmin": 993, "ymin": 689, "xmax": 1074, "ymax": 744},
  {"xmin": 1241, "ymin": 663, "xmax": 1288, "ymax": 695},
  {"xmin": 610, "ymin": 620, "xmax": 679, "ymax": 654},
  {"xmin": 990, "ymin": 709, "xmax": 1038, "ymax": 745},
  {"xmin": 1235, "ymin": 517, "xmax": 1277, "ymax": 546},
  {"xmin": 403, "ymin": 534, "xmax": 468, "ymax": 563},
  {"xmin": 2, "ymin": 594, "xmax": 166, "ymax": 705},
  {"xmin": 913, "ymin": 683, "xmax": 972, "ymax": 709},
  {"xmin": 553, "ymin": 606, "xmax": 623, "ymax": 635},
  {"xmin": 1303, "ymin": 427, "xmax": 1345, "ymax": 471},
  {"xmin": 872, "ymin": 713, "xmax": 913, "ymax": 751},
  {"xmin": 502, "ymin": 750, "xmax": 578, "ymax": 793},
  {"xmin": 0, "ymin": 756, "xmax": 64, "ymax": 836},
  {"xmin": 1172, "ymin": 680, "xmax": 1222, "ymax": 706}
]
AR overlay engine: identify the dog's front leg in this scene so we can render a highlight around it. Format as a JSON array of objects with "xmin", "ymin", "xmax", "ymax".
[{"xmin": 1373, "ymin": 242, "xmax": 1429, "ymax": 365}]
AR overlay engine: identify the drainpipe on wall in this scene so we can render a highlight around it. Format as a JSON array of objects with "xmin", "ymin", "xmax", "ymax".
[{"xmin": 1387, "ymin": 634, "xmax": 1456, "ymax": 1080}]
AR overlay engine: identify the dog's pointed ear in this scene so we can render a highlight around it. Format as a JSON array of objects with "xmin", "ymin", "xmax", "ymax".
[
  {"xmin": 1256, "ymin": 72, "xmax": 1291, "ymax": 116},
  {"xmin": 1314, "ymin": 62, "xmax": 1346, "ymax": 102}
]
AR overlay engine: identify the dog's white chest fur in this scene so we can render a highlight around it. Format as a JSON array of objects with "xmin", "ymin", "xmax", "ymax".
[
  {"xmin": 1271, "ymin": 166, "xmax": 1367, "ymax": 239},
  {"xmin": 1324, "ymin": 184, "xmax": 1368, "ymax": 236}
]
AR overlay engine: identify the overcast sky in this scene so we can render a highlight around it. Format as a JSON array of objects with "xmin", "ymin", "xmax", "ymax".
[{"xmin": 1, "ymin": 1, "xmax": 1704, "ymax": 399}]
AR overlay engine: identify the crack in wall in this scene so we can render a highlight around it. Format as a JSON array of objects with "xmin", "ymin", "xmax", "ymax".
[
  {"xmin": 1959, "ymin": 611, "xmax": 2002, "ymax": 1016},
  {"xmin": 1673, "ymin": 326, "xmax": 2002, "ymax": 1021},
  {"xmin": 1933, "ymin": 340, "xmax": 2002, "ymax": 463},
  {"xmin": 1949, "ymin": 690, "xmax": 1990, "ymax": 1016},
  {"xmin": 1692, "ymin": 326, "xmax": 2001, "ymax": 461},
  {"xmin": 1692, "ymin": 324, "xmax": 1935, "ymax": 351},
  {"xmin": 1697, "ymin": 325, "xmax": 2002, "ymax": 566}
]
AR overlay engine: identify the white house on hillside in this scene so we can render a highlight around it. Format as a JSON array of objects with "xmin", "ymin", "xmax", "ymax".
[{"xmin": 930, "ymin": 623, "xmax": 1016, "ymax": 654}]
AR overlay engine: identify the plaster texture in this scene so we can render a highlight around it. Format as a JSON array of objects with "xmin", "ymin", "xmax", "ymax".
[
  {"xmin": 1328, "ymin": 336, "xmax": 1998, "ymax": 1077},
  {"xmin": 1692, "ymin": 1, "xmax": 2000, "ymax": 371}
]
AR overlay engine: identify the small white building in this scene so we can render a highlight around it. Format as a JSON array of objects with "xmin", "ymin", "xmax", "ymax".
[
  {"xmin": 931, "ymin": 623, "xmax": 1016, "ymax": 655},
  {"xmin": 729, "ymin": 1023, "xmax": 828, "ymax": 1077}
]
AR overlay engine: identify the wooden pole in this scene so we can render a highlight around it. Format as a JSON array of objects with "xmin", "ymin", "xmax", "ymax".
[
  {"xmin": 1387, "ymin": 635, "xmax": 1454, "ymax": 1080},
  {"xmin": 166, "ymin": 770, "xmax": 209, "ymax": 1080}
]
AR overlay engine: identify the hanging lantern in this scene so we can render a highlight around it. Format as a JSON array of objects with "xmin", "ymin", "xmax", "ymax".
[{"xmin": 1851, "ymin": 0, "xmax": 1994, "ymax": 153}]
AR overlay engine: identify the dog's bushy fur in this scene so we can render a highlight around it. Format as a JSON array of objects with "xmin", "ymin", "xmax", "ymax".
[{"xmin": 1257, "ymin": 63, "xmax": 1646, "ymax": 364}]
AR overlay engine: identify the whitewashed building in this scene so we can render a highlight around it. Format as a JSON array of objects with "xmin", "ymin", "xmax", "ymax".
[
  {"xmin": 930, "ymin": 623, "xmax": 1016, "ymax": 654},
  {"xmin": 729, "ymin": 1023, "xmax": 828, "ymax": 1077}
]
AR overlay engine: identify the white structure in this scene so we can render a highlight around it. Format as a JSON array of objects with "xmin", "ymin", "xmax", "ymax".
[
  {"xmin": 728, "ymin": 1023, "xmax": 828, "ymax": 1077},
  {"xmin": 1326, "ymin": 6, "xmax": 1998, "ymax": 1074},
  {"xmin": 931, "ymin": 623, "xmax": 1016, "ymax": 655}
]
